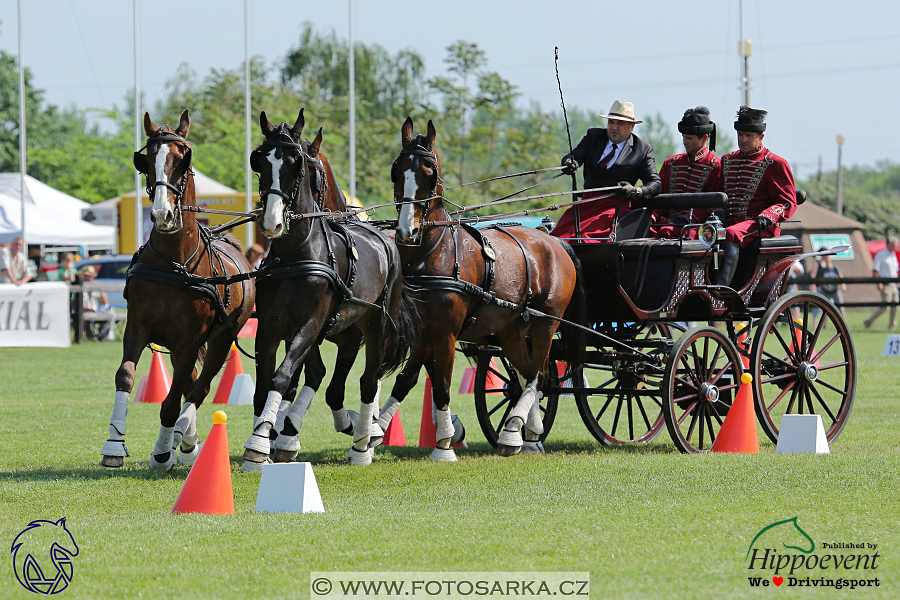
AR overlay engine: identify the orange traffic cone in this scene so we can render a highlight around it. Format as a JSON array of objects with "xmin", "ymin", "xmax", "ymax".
[
  {"xmin": 213, "ymin": 344, "xmax": 243, "ymax": 404},
  {"xmin": 141, "ymin": 347, "xmax": 172, "ymax": 404},
  {"xmin": 417, "ymin": 378, "xmax": 466, "ymax": 448},
  {"xmin": 171, "ymin": 410, "xmax": 234, "ymax": 515},
  {"xmin": 711, "ymin": 373, "xmax": 759, "ymax": 453},
  {"xmin": 382, "ymin": 408, "xmax": 406, "ymax": 446},
  {"xmin": 485, "ymin": 358, "xmax": 505, "ymax": 395}
]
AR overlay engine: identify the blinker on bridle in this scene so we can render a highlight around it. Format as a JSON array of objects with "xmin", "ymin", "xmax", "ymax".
[
  {"xmin": 135, "ymin": 132, "xmax": 193, "ymax": 207},
  {"xmin": 392, "ymin": 134, "xmax": 439, "ymax": 212}
]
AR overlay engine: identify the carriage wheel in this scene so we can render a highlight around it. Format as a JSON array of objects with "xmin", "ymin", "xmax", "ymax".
[
  {"xmin": 662, "ymin": 326, "xmax": 743, "ymax": 453},
  {"xmin": 749, "ymin": 291, "xmax": 856, "ymax": 444},
  {"xmin": 574, "ymin": 323, "xmax": 681, "ymax": 445},
  {"xmin": 473, "ymin": 352, "xmax": 559, "ymax": 447}
]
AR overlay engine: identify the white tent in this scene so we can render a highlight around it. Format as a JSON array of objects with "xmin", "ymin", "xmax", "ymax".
[{"xmin": 0, "ymin": 173, "xmax": 115, "ymax": 247}]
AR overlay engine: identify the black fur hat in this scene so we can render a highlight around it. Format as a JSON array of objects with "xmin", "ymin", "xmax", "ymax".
[
  {"xmin": 678, "ymin": 106, "xmax": 716, "ymax": 151},
  {"xmin": 734, "ymin": 106, "xmax": 767, "ymax": 133}
]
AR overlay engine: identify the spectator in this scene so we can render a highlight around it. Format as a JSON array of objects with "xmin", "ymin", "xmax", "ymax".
[
  {"xmin": 0, "ymin": 236, "xmax": 32, "ymax": 286},
  {"xmin": 246, "ymin": 244, "xmax": 265, "ymax": 269},
  {"xmin": 811, "ymin": 248, "xmax": 846, "ymax": 315},
  {"xmin": 58, "ymin": 252, "xmax": 77, "ymax": 283},
  {"xmin": 864, "ymin": 236, "xmax": 899, "ymax": 330},
  {"xmin": 79, "ymin": 265, "xmax": 112, "ymax": 341}
]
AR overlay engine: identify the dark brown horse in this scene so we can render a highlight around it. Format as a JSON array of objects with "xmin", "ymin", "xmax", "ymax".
[
  {"xmin": 101, "ymin": 110, "xmax": 255, "ymax": 470},
  {"xmin": 378, "ymin": 118, "xmax": 584, "ymax": 459},
  {"xmin": 242, "ymin": 110, "xmax": 419, "ymax": 468}
]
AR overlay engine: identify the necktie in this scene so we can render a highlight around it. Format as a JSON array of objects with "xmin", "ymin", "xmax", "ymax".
[{"xmin": 597, "ymin": 144, "xmax": 618, "ymax": 169}]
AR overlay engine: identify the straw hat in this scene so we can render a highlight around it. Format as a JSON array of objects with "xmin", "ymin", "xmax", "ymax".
[
  {"xmin": 78, "ymin": 265, "xmax": 97, "ymax": 277},
  {"xmin": 599, "ymin": 100, "xmax": 643, "ymax": 124}
]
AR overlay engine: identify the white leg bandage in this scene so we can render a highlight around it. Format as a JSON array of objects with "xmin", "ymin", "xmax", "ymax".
[
  {"xmin": 285, "ymin": 386, "xmax": 315, "ymax": 432},
  {"xmin": 434, "ymin": 407, "xmax": 455, "ymax": 449},
  {"xmin": 352, "ymin": 402, "xmax": 376, "ymax": 451},
  {"xmin": 101, "ymin": 392, "xmax": 131, "ymax": 458},
  {"xmin": 258, "ymin": 390, "xmax": 282, "ymax": 428},
  {"xmin": 245, "ymin": 391, "xmax": 282, "ymax": 455},
  {"xmin": 333, "ymin": 408, "xmax": 359, "ymax": 434},
  {"xmin": 153, "ymin": 425, "xmax": 175, "ymax": 456},
  {"xmin": 378, "ymin": 396, "xmax": 400, "ymax": 431},
  {"xmin": 524, "ymin": 391, "xmax": 544, "ymax": 436},
  {"xmin": 273, "ymin": 399, "xmax": 292, "ymax": 435},
  {"xmin": 508, "ymin": 381, "xmax": 538, "ymax": 429},
  {"xmin": 173, "ymin": 403, "xmax": 198, "ymax": 448}
]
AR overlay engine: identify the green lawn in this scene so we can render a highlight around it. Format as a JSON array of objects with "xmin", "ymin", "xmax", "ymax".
[{"xmin": 0, "ymin": 311, "xmax": 897, "ymax": 599}]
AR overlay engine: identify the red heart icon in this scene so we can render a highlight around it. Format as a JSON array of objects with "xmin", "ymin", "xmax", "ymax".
[{"xmin": 773, "ymin": 577, "xmax": 783, "ymax": 586}]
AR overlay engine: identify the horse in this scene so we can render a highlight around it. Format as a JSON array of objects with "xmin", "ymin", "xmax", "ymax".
[
  {"xmin": 100, "ymin": 110, "xmax": 255, "ymax": 470},
  {"xmin": 243, "ymin": 109, "xmax": 419, "ymax": 468},
  {"xmin": 378, "ymin": 117, "xmax": 585, "ymax": 459}
]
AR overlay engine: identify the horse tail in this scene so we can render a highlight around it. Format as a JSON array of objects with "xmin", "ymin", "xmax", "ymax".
[
  {"xmin": 379, "ymin": 279, "xmax": 423, "ymax": 377},
  {"xmin": 555, "ymin": 238, "xmax": 587, "ymax": 369}
]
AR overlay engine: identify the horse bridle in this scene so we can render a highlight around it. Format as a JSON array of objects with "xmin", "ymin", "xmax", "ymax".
[
  {"xmin": 256, "ymin": 133, "xmax": 328, "ymax": 223},
  {"xmin": 134, "ymin": 132, "xmax": 194, "ymax": 211},
  {"xmin": 391, "ymin": 135, "xmax": 440, "ymax": 212}
]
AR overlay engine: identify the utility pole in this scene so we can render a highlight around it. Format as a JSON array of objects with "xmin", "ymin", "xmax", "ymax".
[
  {"xmin": 134, "ymin": 0, "xmax": 142, "ymax": 252},
  {"xmin": 244, "ymin": 0, "xmax": 253, "ymax": 248},
  {"xmin": 817, "ymin": 154, "xmax": 823, "ymax": 183},
  {"xmin": 739, "ymin": 0, "xmax": 752, "ymax": 106},
  {"xmin": 836, "ymin": 135, "xmax": 845, "ymax": 216},
  {"xmin": 348, "ymin": 0, "xmax": 356, "ymax": 205}
]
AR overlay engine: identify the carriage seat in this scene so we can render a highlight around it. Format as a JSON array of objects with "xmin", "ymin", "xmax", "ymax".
[
  {"xmin": 618, "ymin": 238, "xmax": 712, "ymax": 310},
  {"xmin": 758, "ymin": 235, "xmax": 800, "ymax": 249}
]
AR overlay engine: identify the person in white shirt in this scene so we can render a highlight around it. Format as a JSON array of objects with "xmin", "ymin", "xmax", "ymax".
[
  {"xmin": 0, "ymin": 236, "xmax": 32, "ymax": 286},
  {"xmin": 864, "ymin": 236, "xmax": 899, "ymax": 329}
]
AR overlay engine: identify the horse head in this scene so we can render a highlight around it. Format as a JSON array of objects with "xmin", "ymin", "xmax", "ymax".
[
  {"xmin": 392, "ymin": 117, "xmax": 441, "ymax": 246},
  {"xmin": 746, "ymin": 516, "xmax": 816, "ymax": 559},
  {"xmin": 133, "ymin": 110, "xmax": 193, "ymax": 234},
  {"xmin": 11, "ymin": 518, "xmax": 79, "ymax": 594},
  {"xmin": 251, "ymin": 109, "xmax": 324, "ymax": 239}
]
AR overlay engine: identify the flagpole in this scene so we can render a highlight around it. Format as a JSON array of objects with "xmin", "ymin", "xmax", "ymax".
[
  {"xmin": 17, "ymin": 0, "xmax": 26, "ymax": 243},
  {"xmin": 348, "ymin": 0, "xmax": 356, "ymax": 204},
  {"xmin": 134, "ymin": 0, "xmax": 142, "ymax": 252},
  {"xmin": 244, "ymin": 0, "xmax": 253, "ymax": 248}
]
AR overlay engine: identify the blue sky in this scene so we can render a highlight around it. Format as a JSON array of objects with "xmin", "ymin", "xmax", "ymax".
[{"xmin": 1, "ymin": 0, "xmax": 898, "ymax": 180}]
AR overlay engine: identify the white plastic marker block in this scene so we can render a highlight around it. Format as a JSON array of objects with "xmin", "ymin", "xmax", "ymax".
[
  {"xmin": 227, "ymin": 374, "xmax": 255, "ymax": 406},
  {"xmin": 776, "ymin": 414, "xmax": 830, "ymax": 454},
  {"xmin": 132, "ymin": 375, "xmax": 148, "ymax": 403},
  {"xmin": 882, "ymin": 334, "xmax": 900, "ymax": 356},
  {"xmin": 255, "ymin": 462, "xmax": 325, "ymax": 514}
]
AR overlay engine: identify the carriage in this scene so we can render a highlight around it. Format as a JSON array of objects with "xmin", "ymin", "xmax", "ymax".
[{"xmin": 466, "ymin": 190, "xmax": 857, "ymax": 453}]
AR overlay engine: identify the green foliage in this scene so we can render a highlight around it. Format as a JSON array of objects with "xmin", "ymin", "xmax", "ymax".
[{"xmin": 640, "ymin": 112, "xmax": 677, "ymax": 161}]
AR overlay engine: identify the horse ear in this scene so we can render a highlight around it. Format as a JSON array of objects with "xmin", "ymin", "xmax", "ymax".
[
  {"xmin": 309, "ymin": 128, "xmax": 323, "ymax": 156},
  {"xmin": 292, "ymin": 108, "xmax": 305, "ymax": 138},
  {"xmin": 425, "ymin": 120, "xmax": 436, "ymax": 149},
  {"xmin": 176, "ymin": 109, "xmax": 190, "ymax": 138},
  {"xmin": 143, "ymin": 112, "xmax": 156, "ymax": 137},
  {"xmin": 401, "ymin": 117, "xmax": 414, "ymax": 147},
  {"xmin": 260, "ymin": 111, "xmax": 275, "ymax": 137}
]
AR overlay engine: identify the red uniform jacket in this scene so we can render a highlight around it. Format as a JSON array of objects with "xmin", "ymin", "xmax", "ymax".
[
  {"xmin": 720, "ymin": 146, "xmax": 796, "ymax": 247},
  {"xmin": 653, "ymin": 147, "xmax": 722, "ymax": 238}
]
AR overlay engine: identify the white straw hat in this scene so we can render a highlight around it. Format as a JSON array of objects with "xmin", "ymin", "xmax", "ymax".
[{"xmin": 598, "ymin": 100, "xmax": 643, "ymax": 124}]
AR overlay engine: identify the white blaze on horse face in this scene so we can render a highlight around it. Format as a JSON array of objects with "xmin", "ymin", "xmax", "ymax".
[
  {"xmin": 262, "ymin": 148, "xmax": 285, "ymax": 237},
  {"xmin": 397, "ymin": 167, "xmax": 419, "ymax": 243},
  {"xmin": 150, "ymin": 144, "xmax": 173, "ymax": 228}
]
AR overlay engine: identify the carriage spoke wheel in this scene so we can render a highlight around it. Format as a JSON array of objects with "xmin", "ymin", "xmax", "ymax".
[
  {"xmin": 473, "ymin": 351, "xmax": 558, "ymax": 448},
  {"xmin": 662, "ymin": 326, "xmax": 743, "ymax": 453},
  {"xmin": 575, "ymin": 323, "xmax": 680, "ymax": 445},
  {"xmin": 750, "ymin": 291, "xmax": 856, "ymax": 444}
]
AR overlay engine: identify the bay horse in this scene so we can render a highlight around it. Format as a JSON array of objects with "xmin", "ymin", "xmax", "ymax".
[
  {"xmin": 101, "ymin": 110, "xmax": 255, "ymax": 470},
  {"xmin": 378, "ymin": 118, "xmax": 585, "ymax": 459},
  {"xmin": 243, "ymin": 110, "xmax": 419, "ymax": 468}
]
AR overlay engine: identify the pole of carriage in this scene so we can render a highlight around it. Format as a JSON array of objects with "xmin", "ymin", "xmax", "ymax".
[{"xmin": 555, "ymin": 48, "xmax": 579, "ymax": 238}]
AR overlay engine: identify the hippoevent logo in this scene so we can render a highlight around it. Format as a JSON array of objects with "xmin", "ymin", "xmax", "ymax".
[
  {"xmin": 745, "ymin": 517, "xmax": 880, "ymax": 591},
  {"xmin": 10, "ymin": 518, "xmax": 79, "ymax": 595}
]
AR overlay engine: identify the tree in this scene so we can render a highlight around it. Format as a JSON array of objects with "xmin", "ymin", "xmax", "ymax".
[{"xmin": 639, "ymin": 112, "xmax": 677, "ymax": 162}]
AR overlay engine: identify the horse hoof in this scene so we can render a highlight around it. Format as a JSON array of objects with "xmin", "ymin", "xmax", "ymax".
[
  {"xmin": 520, "ymin": 441, "xmax": 545, "ymax": 455},
  {"xmin": 497, "ymin": 427, "xmax": 523, "ymax": 449},
  {"xmin": 243, "ymin": 447, "xmax": 270, "ymax": 464},
  {"xmin": 149, "ymin": 450, "xmax": 176, "ymax": 471},
  {"xmin": 497, "ymin": 444, "xmax": 522, "ymax": 457},
  {"xmin": 273, "ymin": 448, "xmax": 298, "ymax": 463},
  {"xmin": 178, "ymin": 443, "xmax": 202, "ymax": 466},
  {"xmin": 429, "ymin": 447, "xmax": 458, "ymax": 462},
  {"xmin": 346, "ymin": 447, "xmax": 373, "ymax": 466},
  {"xmin": 242, "ymin": 458, "xmax": 271, "ymax": 473},
  {"xmin": 100, "ymin": 455, "xmax": 124, "ymax": 468}
]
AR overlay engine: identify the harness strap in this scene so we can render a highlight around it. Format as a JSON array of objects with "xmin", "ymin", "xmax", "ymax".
[{"xmin": 491, "ymin": 225, "xmax": 533, "ymax": 320}]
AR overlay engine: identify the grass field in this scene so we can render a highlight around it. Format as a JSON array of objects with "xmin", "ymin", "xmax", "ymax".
[{"xmin": 0, "ymin": 311, "xmax": 897, "ymax": 599}]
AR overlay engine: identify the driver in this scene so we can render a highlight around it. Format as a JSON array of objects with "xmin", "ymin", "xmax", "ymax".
[
  {"xmin": 551, "ymin": 100, "xmax": 661, "ymax": 240},
  {"xmin": 715, "ymin": 106, "xmax": 796, "ymax": 286}
]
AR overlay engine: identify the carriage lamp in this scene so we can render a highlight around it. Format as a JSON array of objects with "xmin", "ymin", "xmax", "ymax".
[{"xmin": 698, "ymin": 216, "xmax": 726, "ymax": 249}]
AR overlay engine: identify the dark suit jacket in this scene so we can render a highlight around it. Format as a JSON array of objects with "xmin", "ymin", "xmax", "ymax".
[{"xmin": 563, "ymin": 128, "xmax": 662, "ymax": 197}]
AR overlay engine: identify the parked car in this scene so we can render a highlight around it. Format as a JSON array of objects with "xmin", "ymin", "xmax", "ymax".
[{"xmin": 74, "ymin": 254, "xmax": 131, "ymax": 309}]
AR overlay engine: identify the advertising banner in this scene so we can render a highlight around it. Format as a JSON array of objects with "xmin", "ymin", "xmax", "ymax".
[{"xmin": 0, "ymin": 282, "xmax": 70, "ymax": 347}]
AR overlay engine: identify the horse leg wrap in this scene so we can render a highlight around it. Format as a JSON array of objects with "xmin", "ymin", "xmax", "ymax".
[
  {"xmin": 524, "ymin": 391, "xmax": 544, "ymax": 436},
  {"xmin": 273, "ymin": 399, "xmax": 293, "ymax": 436},
  {"xmin": 149, "ymin": 425, "xmax": 176, "ymax": 470},
  {"xmin": 498, "ymin": 385, "xmax": 537, "ymax": 450},
  {"xmin": 378, "ymin": 396, "xmax": 400, "ymax": 431},
  {"xmin": 333, "ymin": 408, "xmax": 359, "ymax": 435},
  {"xmin": 450, "ymin": 414, "xmax": 466, "ymax": 445},
  {"xmin": 368, "ymin": 395, "xmax": 385, "ymax": 449},
  {"xmin": 285, "ymin": 386, "xmax": 315, "ymax": 433},
  {"xmin": 174, "ymin": 403, "xmax": 202, "ymax": 466},
  {"xmin": 434, "ymin": 407, "xmax": 455, "ymax": 450},
  {"xmin": 244, "ymin": 391, "xmax": 282, "ymax": 455},
  {"xmin": 352, "ymin": 402, "xmax": 376, "ymax": 451},
  {"xmin": 101, "ymin": 391, "xmax": 131, "ymax": 458},
  {"xmin": 273, "ymin": 386, "xmax": 314, "ymax": 455}
]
